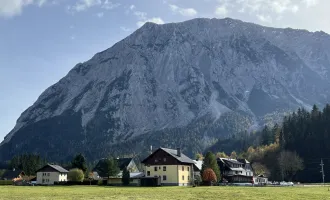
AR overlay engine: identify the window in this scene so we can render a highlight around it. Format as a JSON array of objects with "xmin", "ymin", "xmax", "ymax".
[
  {"xmin": 187, "ymin": 167, "xmax": 189, "ymax": 171},
  {"xmin": 48, "ymin": 173, "xmax": 50, "ymax": 176},
  {"xmin": 188, "ymin": 176, "xmax": 190, "ymax": 181},
  {"xmin": 182, "ymin": 175, "xmax": 184, "ymax": 180},
  {"xmin": 163, "ymin": 166, "xmax": 166, "ymax": 171},
  {"xmin": 163, "ymin": 158, "xmax": 166, "ymax": 162},
  {"xmin": 42, "ymin": 179, "xmax": 45, "ymax": 183},
  {"xmin": 182, "ymin": 166, "xmax": 184, "ymax": 171},
  {"xmin": 155, "ymin": 159, "xmax": 158, "ymax": 163},
  {"xmin": 154, "ymin": 167, "xmax": 158, "ymax": 171},
  {"xmin": 147, "ymin": 171, "xmax": 150, "ymax": 176},
  {"xmin": 163, "ymin": 175, "xmax": 167, "ymax": 181}
]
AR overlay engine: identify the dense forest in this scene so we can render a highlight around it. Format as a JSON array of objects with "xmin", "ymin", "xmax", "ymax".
[{"xmin": 207, "ymin": 104, "xmax": 330, "ymax": 183}]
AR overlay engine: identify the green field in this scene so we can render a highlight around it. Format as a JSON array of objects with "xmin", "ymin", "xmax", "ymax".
[{"xmin": 0, "ymin": 186, "xmax": 330, "ymax": 200}]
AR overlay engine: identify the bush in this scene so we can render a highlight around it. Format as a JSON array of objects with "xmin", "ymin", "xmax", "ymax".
[
  {"xmin": 68, "ymin": 168, "xmax": 84, "ymax": 182},
  {"xmin": 202, "ymin": 168, "xmax": 217, "ymax": 186},
  {"xmin": 0, "ymin": 180, "xmax": 12, "ymax": 185},
  {"xmin": 97, "ymin": 180, "xmax": 103, "ymax": 186}
]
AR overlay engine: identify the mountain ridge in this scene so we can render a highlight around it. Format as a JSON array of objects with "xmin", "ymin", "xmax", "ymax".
[{"xmin": 1, "ymin": 17, "xmax": 330, "ymax": 161}]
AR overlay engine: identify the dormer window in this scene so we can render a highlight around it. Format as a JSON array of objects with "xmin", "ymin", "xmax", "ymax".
[
  {"xmin": 155, "ymin": 159, "xmax": 158, "ymax": 163},
  {"xmin": 163, "ymin": 158, "xmax": 166, "ymax": 162}
]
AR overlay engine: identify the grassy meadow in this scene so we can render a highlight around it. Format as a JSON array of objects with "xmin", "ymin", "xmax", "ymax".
[{"xmin": 0, "ymin": 186, "xmax": 330, "ymax": 200}]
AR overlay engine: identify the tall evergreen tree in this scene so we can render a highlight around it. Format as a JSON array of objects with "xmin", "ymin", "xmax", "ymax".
[
  {"xmin": 201, "ymin": 152, "xmax": 221, "ymax": 181},
  {"xmin": 122, "ymin": 167, "xmax": 130, "ymax": 186},
  {"xmin": 71, "ymin": 153, "xmax": 87, "ymax": 172}
]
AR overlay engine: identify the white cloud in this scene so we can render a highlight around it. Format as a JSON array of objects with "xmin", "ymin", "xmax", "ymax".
[
  {"xmin": 271, "ymin": 0, "xmax": 290, "ymax": 13},
  {"xmin": 73, "ymin": 0, "xmax": 101, "ymax": 12},
  {"xmin": 96, "ymin": 12, "xmax": 104, "ymax": 18},
  {"xmin": 130, "ymin": 5, "xmax": 135, "ymax": 10},
  {"xmin": 169, "ymin": 4, "xmax": 178, "ymax": 11},
  {"xmin": 0, "ymin": 0, "xmax": 48, "ymax": 18},
  {"xmin": 134, "ymin": 11, "xmax": 147, "ymax": 20},
  {"xmin": 71, "ymin": 35, "xmax": 76, "ymax": 40},
  {"xmin": 120, "ymin": 26, "xmax": 131, "ymax": 32},
  {"xmin": 256, "ymin": 14, "xmax": 272, "ymax": 23},
  {"xmin": 215, "ymin": 5, "xmax": 228, "ymax": 17},
  {"xmin": 303, "ymin": 0, "xmax": 319, "ymax": 7},
  {"xmin": 68, "ymin": 0, "xmax": 119, "ymax": 13},
  {"xmin": 169, "ymin": 4, "xmax": 197, "ymax": 17},
  {"xmin": 37, "ymin": 0, "xmax": 47, "ymax": 7},
  {"xmin": 137, "ymin": 17, "xmax": 165, "ymax": 27},
  {"xmin": 102, "ymin": 0, "xmax": 120, "ymax": 10},
  {"xmin": 291, "ymin": 5, "xmax": 299, "ymax": 13}
]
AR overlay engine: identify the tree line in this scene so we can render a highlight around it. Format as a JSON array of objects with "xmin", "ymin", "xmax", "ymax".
[{"xmin": 2, "ymin": 153, "xmax": 131, "ymax": 185}]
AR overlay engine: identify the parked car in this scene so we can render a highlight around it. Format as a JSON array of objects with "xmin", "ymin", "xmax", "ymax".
[
  {"xmin": 287, "ymin": 182, "xmax": 294, "ymax": 186},
  {"xmin": 280, "ymin": 181, "xmax": 294, "ymax": 186}
]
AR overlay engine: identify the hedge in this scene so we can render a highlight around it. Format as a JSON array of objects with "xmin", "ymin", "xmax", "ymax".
[
  {"xmin": 54, "ymin": 180, "xmax": 99, "ymax": 186},
  {"xmin": 0, "ymin": 180, "xmax": 12, "ymax": 185}
]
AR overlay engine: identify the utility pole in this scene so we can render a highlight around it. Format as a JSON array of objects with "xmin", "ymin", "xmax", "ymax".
[{"xmin": 320, "ymin": 159, "xmax": 325, "ymax": 186}]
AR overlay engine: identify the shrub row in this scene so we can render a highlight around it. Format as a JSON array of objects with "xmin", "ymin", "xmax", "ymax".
[
  {"xmin": 0, "ymin": 180, "xmax": 12, "ymax": 185},
  {"xmin": 54, "ymin": 180, "xmax": 99, "ymax": 186}
]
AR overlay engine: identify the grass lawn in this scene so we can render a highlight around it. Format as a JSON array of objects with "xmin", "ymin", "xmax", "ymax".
[{"xmin": 0, "ymin": 186, "xmax": 330, "ymax": 200}]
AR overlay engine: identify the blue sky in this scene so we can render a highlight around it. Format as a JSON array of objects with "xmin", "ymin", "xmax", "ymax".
[{"xmin": 0, "ymin": 0, "xmax": 329, "ymax": 141}]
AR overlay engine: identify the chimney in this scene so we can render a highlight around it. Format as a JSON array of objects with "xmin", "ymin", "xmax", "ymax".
[{"xmin": 177, "ymin": 148, "xmax": 181, "ymax": 157}]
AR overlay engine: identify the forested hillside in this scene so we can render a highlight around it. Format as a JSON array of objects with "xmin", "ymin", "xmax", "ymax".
[{"xmin": 208, "ymin": 104, "xmax": 330, "ymax": 183}]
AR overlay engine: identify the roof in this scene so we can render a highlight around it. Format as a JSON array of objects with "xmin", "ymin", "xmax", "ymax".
[
  {"xmin": 116, "ymin": 172, "xmax": 144, "ymax": 178},
  {"xmin": 141, "ymin": 148, "xmax": 195, "ymax": 164},
  {"xmin": 1, "ymin": 170, "xmax": 25, "ymax": 180},
  {"xmin": 36, "ymin": 164, "xmax": 69, "ymax": 173},
  {"xmin": 220, "ymin": 158, "xmax": 244, "ymax": 165},
  {"xmin": 193, "ymin": 160, "xmax": 203, "ymax": 171},
  {"xmin": 116, "ymin": 158, "xmax": 133, "ymax": 170},
  {"xmin": 161, "ymin": 148, "xmax": 195, "ymax": 164},
  {"xmin": 93, "ymin": 158, "xmax": 134, "ymax": 178}
]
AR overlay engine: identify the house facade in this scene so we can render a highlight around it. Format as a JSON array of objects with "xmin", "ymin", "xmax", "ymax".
[
  {"xmin": 36, "ymin": 164, "xmax": 68, "ymax": 185},
  {"xmin": 254, "ymin": 174, "xmax": 268, "ymax": 185},
  {"xmin": 141, "ymin": 148, "xmax": 195, "ymax": 186},
  {"xmin": 217, "ymin": 158, "xmax": 253, "ymax": 183}
]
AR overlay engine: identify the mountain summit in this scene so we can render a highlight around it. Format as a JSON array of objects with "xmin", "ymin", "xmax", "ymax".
[{"xmin": 1, "ymin": 18, "xmax": 330, "ymax": 161}]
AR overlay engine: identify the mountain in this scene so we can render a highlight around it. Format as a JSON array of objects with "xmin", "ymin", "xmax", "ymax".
[{"xmin": 1, "ymin": 18, "xmax": 330, "ymax": 161}]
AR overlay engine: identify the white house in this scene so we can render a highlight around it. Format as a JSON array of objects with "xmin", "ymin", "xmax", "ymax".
[
  {"xmin": 36, "ymin": 164, "xmax": 68, "ymax": 185},
  {"xmin": 254, "ymin": 174, "xmax": 268, "ymax": 185},
  {"xmin": 218, "ymin": 158, "xmax": 254, "ymax": 183}
]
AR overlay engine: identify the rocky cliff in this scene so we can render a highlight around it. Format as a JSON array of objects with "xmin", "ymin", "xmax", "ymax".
[{"xmin": 1, "ymin": 18, "xmax": 330, "ymax": 161}]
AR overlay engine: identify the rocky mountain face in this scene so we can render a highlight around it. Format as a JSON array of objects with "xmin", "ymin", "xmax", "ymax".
[{"xmin": 1, "ymin": 18, "xmax": 330, "ymax": 161}]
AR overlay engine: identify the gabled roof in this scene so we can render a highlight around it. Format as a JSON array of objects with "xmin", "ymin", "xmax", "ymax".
[
  {"xmin": 142, "ymin": 148, "xmax": 194, "ymax": 164},
  {"xmin": 116, "ymin": 158, "xmax": 133, "ymax": 170},
  {"xmin": 36, "ymin": 164, "xmax": 69, "ymax": 173},
  {"xmin": 193, "ymin": 160, "xmax": 203, "ymax": 171},
  {"xmin": 219, "ymin": 158, "xmax": 244, "ymax": 165},
  {"xmin": 1, "ymin": 170, "xmax": 25, "ymax": 180},
  {"xmin": 93, "ymin": 158, "xmax": 134, "ymax": 178}
]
